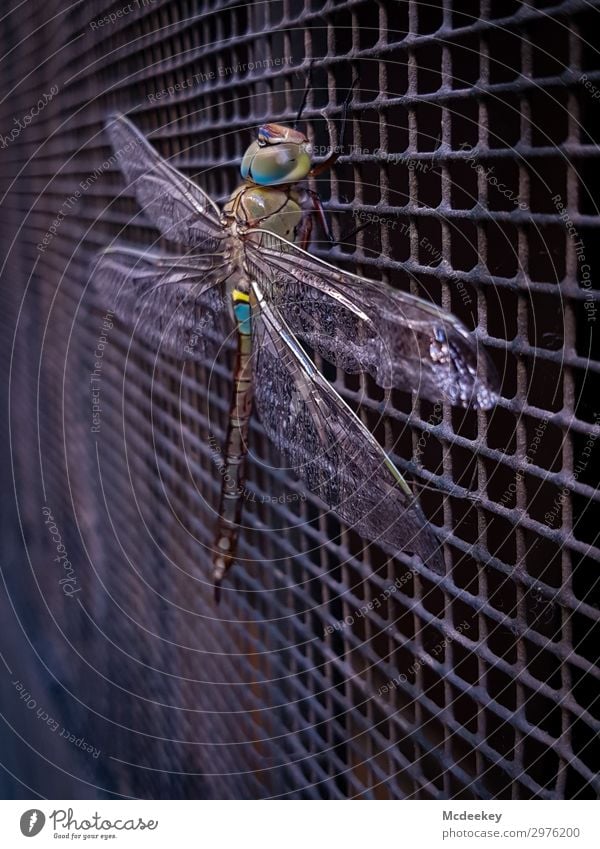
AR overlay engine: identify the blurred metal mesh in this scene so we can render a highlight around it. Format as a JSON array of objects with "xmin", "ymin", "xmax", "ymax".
[{"xmin": 0, "ymin": 0, "xmax": 598, "ymax": 799}]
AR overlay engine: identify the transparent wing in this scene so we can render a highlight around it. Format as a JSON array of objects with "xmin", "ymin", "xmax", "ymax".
[
  {"xmin": 252, "ymin": 283, "xmax": 443, "ymax": 571},
  {"xmin": 93, "ymin": 247, "xmax": 233, "ymax": 361},
  {"xmin": 244, "ymin": 231, "xmax": 499, "ymax": 409},
  {"xmin": 106, "ymin": 114, "xmax": 226, "ymax": 250}
]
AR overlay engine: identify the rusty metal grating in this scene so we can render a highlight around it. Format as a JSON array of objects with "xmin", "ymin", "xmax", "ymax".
[{"xmin": 0, "ymin": 0, "xmax": 598, "ymax": 799}]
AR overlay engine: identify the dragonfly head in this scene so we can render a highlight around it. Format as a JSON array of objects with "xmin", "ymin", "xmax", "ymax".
[{"xmin": 241, "ymin": 123, "xmax": 311, "ymax": 185}]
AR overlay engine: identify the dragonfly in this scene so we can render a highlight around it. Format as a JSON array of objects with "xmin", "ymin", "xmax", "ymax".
[{"xmin": 94, "ymin": 109, "xmax": 499, "ymax": 600}]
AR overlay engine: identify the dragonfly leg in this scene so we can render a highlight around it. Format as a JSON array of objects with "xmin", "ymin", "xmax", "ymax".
[
  {"xmin": 307, "ymin": 190, "xmax": 334, "ymax": 244},
  {"xmin": 304, "ymin": 190, "xmax": 371, "ymax": 249},
  {"xmin": 296, "ymin": 204, "xmax": 314, "ymax": 251},
  {"xmin": 212, "ymin": 291, "xmax": 254, "ymax": 601},
  {"xmin": 308, "ymin": 77, "xmax": 358, "ymax": 178},
  {"xmin": 308, "ymin": 151, "xmax": 340, "ymax": 180}
]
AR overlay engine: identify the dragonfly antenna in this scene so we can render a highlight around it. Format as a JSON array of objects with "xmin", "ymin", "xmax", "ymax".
[
  {"xmin": 294, "ymin": 60, "xmax": 315, "ymax": 128},
  {"xmin": 338, "ymin": 76, "xmax": 359, "ymax": 150}
]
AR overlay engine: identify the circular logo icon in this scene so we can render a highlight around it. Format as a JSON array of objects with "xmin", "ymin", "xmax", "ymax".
[{"xmin": 19, "ymin": 810, "xmax": 45, "ymax": 837}]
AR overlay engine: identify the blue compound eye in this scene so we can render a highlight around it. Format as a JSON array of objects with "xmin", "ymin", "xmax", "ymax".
[{"xmin": 241, "ymin": 140, "xmax": 311, "ymax": 185}]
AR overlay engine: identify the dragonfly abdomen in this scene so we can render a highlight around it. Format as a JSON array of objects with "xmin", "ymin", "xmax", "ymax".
[{"xmin": 212, "ymin": 289, "xmax": 254, "ymax": 600}]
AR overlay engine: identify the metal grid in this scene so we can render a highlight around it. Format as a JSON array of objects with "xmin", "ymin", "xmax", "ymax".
[{"xmin": 0, "ymin": 0, "xmax": 598, "ymax": 799}]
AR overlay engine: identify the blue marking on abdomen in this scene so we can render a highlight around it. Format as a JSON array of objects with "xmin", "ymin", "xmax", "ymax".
[{"xmin": 234, "ymin": 301, "xmax": 252, "ymax": 335}]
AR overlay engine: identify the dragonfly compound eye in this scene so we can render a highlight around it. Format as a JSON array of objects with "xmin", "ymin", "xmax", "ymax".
[{"xmin": 241, "ymin": 140, "xmax": 311, "ymax": 185}]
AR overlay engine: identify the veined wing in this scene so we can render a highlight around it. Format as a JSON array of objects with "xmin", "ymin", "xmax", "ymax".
[
  {"xmin": 244, "ymin": 231, "xmax": 499, "ymax": 409},
  {"xmin": 93, "ymin": 247, "xmax": 233, "ymax": 360},
  {"xmin": 106, "ymin": 114, "xmax": 226, "ymax": 250},
  {"xmin": 252, "ymin": 283, "xmax": 443, "ymax": 572}
]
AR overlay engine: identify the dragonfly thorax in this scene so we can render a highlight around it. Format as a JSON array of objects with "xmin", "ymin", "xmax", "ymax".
[{"xmin": 223, "ymin": 183, "xmax": 306, "ymax": 243}]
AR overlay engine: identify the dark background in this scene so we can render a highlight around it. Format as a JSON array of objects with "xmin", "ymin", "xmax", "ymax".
[{"xmin": 0, "ymin": 0, "xmax": 598, "ymax": 799}]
